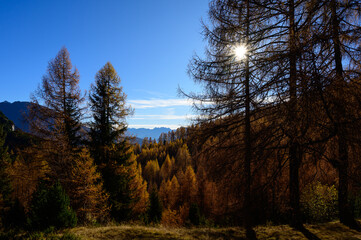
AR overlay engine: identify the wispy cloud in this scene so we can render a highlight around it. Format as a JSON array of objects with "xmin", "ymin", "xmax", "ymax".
[
  {"xmin": 128, "ymin": 99, "xmax": 194, "ymax": 109},
  {"xmin": 131, "ymin": 114, "xmax": 196, "ymax": 120}
]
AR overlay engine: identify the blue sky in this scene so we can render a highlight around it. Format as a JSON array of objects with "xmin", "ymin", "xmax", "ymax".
[{"xmin": 0, "ymin": 0, "xmax": 209, "ymax": 129}]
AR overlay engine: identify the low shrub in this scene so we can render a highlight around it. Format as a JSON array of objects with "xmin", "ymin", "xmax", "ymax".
[{"xmin": 301, "ymin": 181, "xmax": 338, "ymax": 222}]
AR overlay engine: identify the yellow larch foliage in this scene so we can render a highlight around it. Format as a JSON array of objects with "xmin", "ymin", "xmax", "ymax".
[
  {"xmin": 161, "ymin": 208, "xmax": 183, "ymax": 227},
  {"xmin": 128, "ymin": 154, "xmax": 149, "ymax": 215},
  {"xmin": 41, "ymin": 140, "xmax": 74, "ymax": 190},
  {"xmin": 160, "ymin": 154, "xmax": 172, "ymax": 181},
  {"xmin": 8, "ymin": 148, "xmax": 49, "ymax": 212},
  {"xmin": 176, "ymin": 168, "xmax": 184, "ymax": 185},
  {"xmin": 171, "ymin": 156, "xmax": 175, "ymax": 168},
  {"xmin": 148, "ymin": 181, "xmax": 158, "ymax": 193},
  {"xmin": 143, "ymin": 159, "xmax": 160, "ymax": 184},
  {"xmin": 158, "ymin": 175, "xmax": 180, "ymax": 209},
  {"xmin": 169, "ymin": 175, "xmax": 180, "ymax": 209},
  {"xmin": 68, "ymin": 148, "xmax": 109, "ymax": 223},
  {"xmin": 158, "ymin": 179, "xmax": 171, "ymax": 208},
  {"xmin": 176, "ymin": 144, "xmax": 192, "ymax": 171},
  {"xmin": 179, "ymin": 203, "xmax": 190, "ymax": 224},
  {"xmin": 203, "ymin": 180, "xmax": 220, "ymax": 217},
  {"xmin": 180, "ymin": 165, "xmax": 198, "ymax": 205}
]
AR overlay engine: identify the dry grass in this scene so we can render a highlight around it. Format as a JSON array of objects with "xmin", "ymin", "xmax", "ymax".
[{"xmin": 68, "ymin": 221, "xmax": 361, "ymax": 240}]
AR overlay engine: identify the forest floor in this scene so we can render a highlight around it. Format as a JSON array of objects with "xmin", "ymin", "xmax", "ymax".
[{"xmin": 67, "ymin": 221, "xmax": 361, "ymax": 240}]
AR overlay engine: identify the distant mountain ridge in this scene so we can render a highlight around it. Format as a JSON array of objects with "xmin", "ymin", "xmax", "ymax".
[
  {"xmin": 0, "ymin": 101, "xmax": 171, "ymax": 141},
  {"xmin": 125, "ymin": 127, "xmax": 172, "ymax": 140}
]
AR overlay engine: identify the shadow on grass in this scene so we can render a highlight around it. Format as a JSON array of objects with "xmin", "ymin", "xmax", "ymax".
[
  {"xmin": 189, "ymin": 228, "xmax": 247, "ymax": 240},
  {"xmin": 295, "ymin": 225, "xmax": 321, "ymax": 240},
  {"xmin": 307, "ymin": 221, "xmax": 361, "ymax": 239}
]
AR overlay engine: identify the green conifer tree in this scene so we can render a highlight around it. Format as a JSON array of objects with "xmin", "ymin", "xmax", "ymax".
[
  {"xmin": 89, "ymin": 62, "xmax": 133, "ymax": 221},
  {"xmin": 147, "ymin": 189, "xmax": 163, "ymax": 223},
  {"xmin": 89, "ymin": 62, "xmax": 131, "ymax": 165},
  {"xmin": 28, "ymin": 181, "xmax": 77, "ymax": 230}
]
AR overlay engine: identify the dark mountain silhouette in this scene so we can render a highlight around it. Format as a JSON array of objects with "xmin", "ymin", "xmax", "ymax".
[
  {"xmin": 0, "ymin": 110, "xmax": 14, "ymax": 132},
  {"xmin": 0, "ymin": 101, "xmax": 30, "ymax": 132},
  {"xmin": 0, "ymin": 109, "xmax": 38, "ymax": 151},
  {"xmin": 0, "ymin": 101, "xmax": 171, "ymax": 142}
]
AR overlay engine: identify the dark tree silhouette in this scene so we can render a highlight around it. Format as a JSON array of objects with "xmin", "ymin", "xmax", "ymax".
[
  {"xmin": 185, "ymin": 0, "xmax": 276, "ymax": 237},
  {"xmin": 89, "ymin": 62, "xmax": 133, "ymax": 221},
  {"xmin": 308, "ymin": 0, "xmax": 361, "ymax": 230},
  {"xmin": 89, "ymin": 62, "xmax": 131, "ymax": 165},
  {"xmin": 29, "ymin": 47, "xmax": 84, "ymax": 148}
]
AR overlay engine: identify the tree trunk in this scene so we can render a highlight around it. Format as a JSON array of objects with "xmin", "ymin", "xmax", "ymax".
[
  {"xmin": 330, "ymin": 0, "xmax": 359, "ymax": 230},
  {"xmin": 289, "ymin": 143, "xmax": 302, "ymax": 228},
  {"xmin": 338, "ymin": 133, "xmax": 351, "ymax": 224},
  {"xmin": 288, "ymin": 0, "xmax": 303, "ymax": 229},
  {"xmin": 243, "ymin": 1, "xmax": 256, "ymax": 239}
]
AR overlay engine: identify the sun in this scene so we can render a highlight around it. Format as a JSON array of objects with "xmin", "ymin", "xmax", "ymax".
[{"xmin": 233, "ymin": 44, "xmax": 248, "ymax": 60}]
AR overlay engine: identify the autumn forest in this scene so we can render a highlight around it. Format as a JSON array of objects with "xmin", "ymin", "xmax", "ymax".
[{"xmin": 1, "ymin": 0, "xmax": 361, "ymax": 239}]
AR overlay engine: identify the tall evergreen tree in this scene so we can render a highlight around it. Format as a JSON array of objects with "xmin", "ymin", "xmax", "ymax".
[
  {"xmin": 26, "ymin": 48, "xmax": 106, "ymax": 223},
  {"xmin": 328, "ymin": 0, "xmax": 361, "ymax": 230},
  {"xmin": 89, "ymin": 62, "xmax": 132, "ymax": 221},
  {"xmin": 307, "ymin": 0, "xmax": 361, "ymax": 229},
  {"xmin": 29, "ymin": 46, "xmax": 84, "ymax": 148},
  {"xmin": 187, "ymin": 0, "xmax": 335, "ymax": 232},
  {"xmin": 186, "ymin": 0, "xmax": 274, "ymax": 236},
  {"xmin": 89, "ymin": 62, "xmax": 131, "ymax": 166}
]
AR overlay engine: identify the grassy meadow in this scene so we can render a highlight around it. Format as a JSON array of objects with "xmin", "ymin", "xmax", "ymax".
[{"xmin": 38, "ymin": 221, "xmax": 361, "ymax": 240}]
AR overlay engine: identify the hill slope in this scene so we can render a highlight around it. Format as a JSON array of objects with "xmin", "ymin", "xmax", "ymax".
[
  {"xmin": 0, "ymin": 110, "xmax": 14, "ymax": 132},
  {"xmin": 0, "ymin": 101, "xmax": 29, "ymax": 131}
]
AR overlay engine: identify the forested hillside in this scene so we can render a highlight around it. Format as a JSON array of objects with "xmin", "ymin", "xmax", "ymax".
[{"xmin": 1, "ymin": 0, "xmax": 361, "ymax": 239}]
